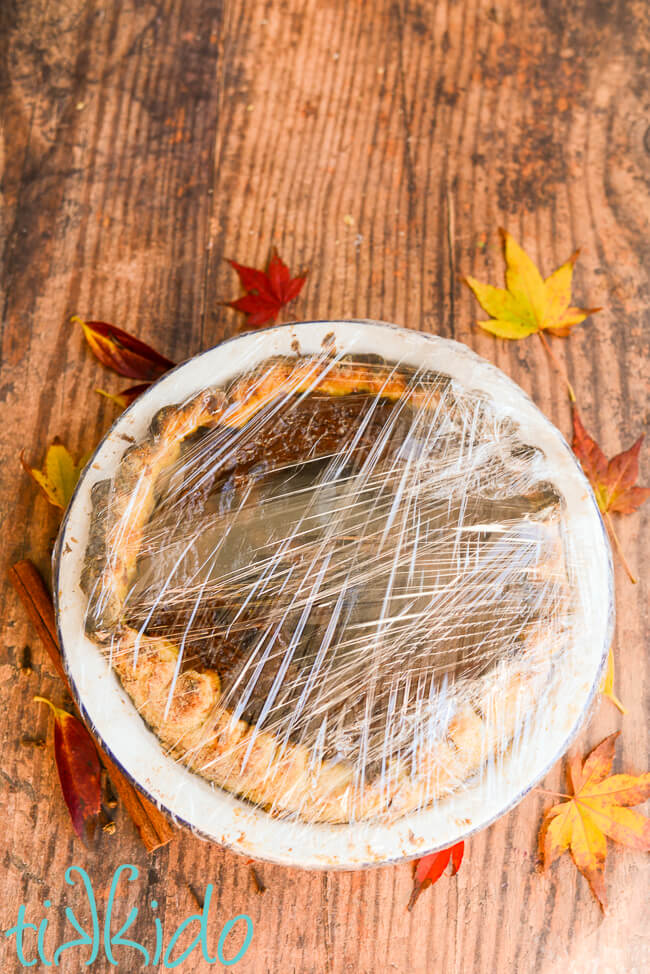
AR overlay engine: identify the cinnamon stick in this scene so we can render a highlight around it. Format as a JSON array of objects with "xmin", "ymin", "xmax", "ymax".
[{"xmin": 9, "ymin": 559, "xmax": 176, "ymax": 852}]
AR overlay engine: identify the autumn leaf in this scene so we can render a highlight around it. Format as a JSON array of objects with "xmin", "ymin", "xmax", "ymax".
[
  {"xmin": 73, "ymin": 316, "xmax": 175, "ymax": 381},
  {"xmin": 226, "ymin": 250, "xmax": 307, "ymax": 328},
  {"xmin": 572, "ymin": 409, "xmax": 650, "ymax": 515},
  {"xmin": 464, "ymin": 229, "xmax": 600, "ymax": 340},
  {"xmin": 600, "ymin": 647, "xmax": 625, "ymax": 714},
  {"xmin": 572, "ymin": 407, "xmax": 650, "ymax": 582},
  {"xmin": 34, "ymin": 697, "xmax": 102, "ymax": 840},
  {"xmin": 96, "ymin": 383, "xmax": 152, "ymax": 410},
  {"xmin": 21, "ymin": 440, "xmax": 88, "ymax": 510},
  {"xmin": 540, "ymin": 732, "xmax": 650, "ymax": 911},
  {"xmin": 407, "ymin": 840, "xmax": 464, "ymax": 910}
]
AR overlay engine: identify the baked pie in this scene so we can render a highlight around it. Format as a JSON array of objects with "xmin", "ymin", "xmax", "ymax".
[{"xmin": 81, "ymin": 354, "xmax": 573, "ymax": 824}]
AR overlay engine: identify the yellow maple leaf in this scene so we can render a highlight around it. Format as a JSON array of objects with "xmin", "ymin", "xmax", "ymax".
[
  {"xmin": 464, "ymin": 229, "xmax": 600, "ymax": 340},
  {"xmin": 21, "ymin": 440, "xmax": 89, "ymax": 510},
  {"xmin": 540, "ymin": 732, "xmax": 650, "ymax": 910},
  {"xmin": 600, "ymin": 647, "xmax": 626, "ymax": 714}
]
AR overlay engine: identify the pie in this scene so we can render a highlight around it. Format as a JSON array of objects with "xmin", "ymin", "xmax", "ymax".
[{"xmin": 81, "ymin": 354, "xmax": 573, "ymax": 824}]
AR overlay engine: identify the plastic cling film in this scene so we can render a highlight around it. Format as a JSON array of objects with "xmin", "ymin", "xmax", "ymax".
[{"xmin": 80, "ymin": 349, "xmax": 582, "ymax": 827}]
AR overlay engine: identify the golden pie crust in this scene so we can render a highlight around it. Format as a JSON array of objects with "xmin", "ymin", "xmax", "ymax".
[{"xmin": 81, "ymin": 356, "xmax": 569, "ymax": 824}]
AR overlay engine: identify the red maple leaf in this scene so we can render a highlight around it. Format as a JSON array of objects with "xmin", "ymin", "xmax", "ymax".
[
  {"xmin": 73, "ymin": 317, "xmax": 175, "ymax": 381},
  {"xmin": 34, "ymin": 697, "xmax": 101, "ymax": 840},
  {"xmin": 407, "ymin": 840, "xmax": 464, "ymax": 910},
  {"xmin": 74, "ymin": 316, "xmax": 176, "ymax": 412},
  {"xmin": 572, "ymin": 407, "xmax": 650, "ymax": 583},
  {"xmin": 226, "ymin": 251, "xmax": 307, "ymax": 328}
]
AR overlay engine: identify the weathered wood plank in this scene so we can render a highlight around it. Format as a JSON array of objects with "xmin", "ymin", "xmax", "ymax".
[{"xmin": 1, "ymin": 0, "xmax": 648, "ymax": 971}]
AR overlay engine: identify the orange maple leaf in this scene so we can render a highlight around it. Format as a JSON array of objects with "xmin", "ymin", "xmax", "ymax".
[
  {"xmin": 540, "ymin": 732, "xmax": 650, "ymax": 911},
  {"xmin": 572, "ymin": 409, "xmax": 650, "ymax": 515},
  {"xmin": 572, "ymin": 407, "xmax": 650, "ymax": 582},
  {"xmin": 407, "ymin": 840, "xmax": 464, "ymax": 910}
]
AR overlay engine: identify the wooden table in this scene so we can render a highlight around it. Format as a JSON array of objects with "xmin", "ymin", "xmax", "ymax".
[{"xmin": 1, "ymin": 2, "xmax": 648, "ymax": 971}]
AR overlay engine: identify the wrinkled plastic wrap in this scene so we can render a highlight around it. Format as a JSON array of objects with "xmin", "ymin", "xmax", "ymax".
[{"xmin": 80, "ymin": 348, "xmax": 585, "ymax": 828}]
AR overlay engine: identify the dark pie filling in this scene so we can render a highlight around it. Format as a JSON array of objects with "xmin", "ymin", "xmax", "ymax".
[{"xmin": 124, "ymin": 389, "xmax": 562, "ymax": 774}]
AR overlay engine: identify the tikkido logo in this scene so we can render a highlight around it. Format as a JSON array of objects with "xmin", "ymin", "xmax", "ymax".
[{"xmin": 5, "ymin": 864, "xmax": 254, "ymax": 968}]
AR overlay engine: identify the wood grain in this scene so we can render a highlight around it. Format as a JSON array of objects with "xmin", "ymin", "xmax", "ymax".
[
  {"xmin": 8, "ymin": 559, "xmax": 176, "ymax": 852},
  {"xmin": 1, "ymin": 0, "xmax": 648, "ymax": 971}
]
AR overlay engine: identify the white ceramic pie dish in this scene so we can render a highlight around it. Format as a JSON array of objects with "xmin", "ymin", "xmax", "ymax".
[{"xmin": 53, "ymin": 320, "xmax": 614, "ymax": 869}]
